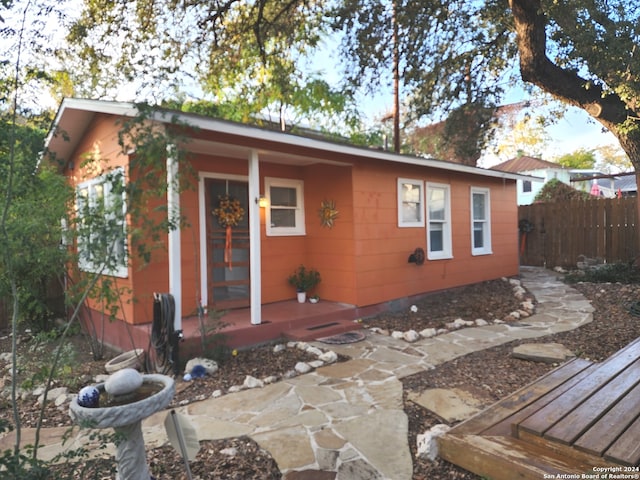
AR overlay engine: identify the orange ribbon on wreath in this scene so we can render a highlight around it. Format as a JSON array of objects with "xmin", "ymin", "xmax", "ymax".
[
  {"xmin": 224, "ymin": 225, "xmax": 233, "ymax": 270},
  {"xmin": 212, "ymin": 194, "xmax": 245, "ymax": 271}
]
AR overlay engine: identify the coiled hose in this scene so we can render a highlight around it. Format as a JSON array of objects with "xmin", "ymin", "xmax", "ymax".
[{"xmin": 149, "ymin": 293, "xmax": 180, "ymax": 375}]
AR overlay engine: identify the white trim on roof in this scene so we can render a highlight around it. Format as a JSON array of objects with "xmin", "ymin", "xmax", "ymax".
[{"xmin": 47, "ymin": 98, "xmax": 538, "ymax": 183}]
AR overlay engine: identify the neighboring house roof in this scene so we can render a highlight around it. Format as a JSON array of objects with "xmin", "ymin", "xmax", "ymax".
[
  {"xmin": 491, "ymin": 156, "xmax": 567, "ymax": 173},
  {"xmin": 614, "ymin": 173, "xmax": 637, "ymax": 193},
  {"xmin": 46, "ymin": 98, "xmax": 532, "ymax": 183}
]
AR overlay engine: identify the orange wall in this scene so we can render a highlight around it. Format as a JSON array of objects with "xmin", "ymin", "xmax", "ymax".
[
  {"xmin": 65, "ymin": 113, "xmax": 519, "ymax": 325},
  {"xmin": 186, "ymin": 156, "xmax": 355, "ymax": 306},
  {"xmin": 64, "ymin": 114, "xmax": 139, "ymax": 324},
  {"xmin": 350, "ymin": 161, "xmax": 519, "ymax": 307}
]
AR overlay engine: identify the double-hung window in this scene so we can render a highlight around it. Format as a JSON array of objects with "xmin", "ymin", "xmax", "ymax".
[
  {"xmin": 265, "ymin": 177, "xmax": 305, "ymax": 236},
  {"xmin": 76, "ymin": 168, "xmax": 128, "ymax": 277},
  {"xmin": 397, "ymin": 178, "xmax": 424, "ymax": 227},
  {"xmin": 471, "ymin": 187, "xmax": 492, "ymax": 255},
  {"xmin": 426, "ymin": 183, "xmax": 452, "ymax": 259}
]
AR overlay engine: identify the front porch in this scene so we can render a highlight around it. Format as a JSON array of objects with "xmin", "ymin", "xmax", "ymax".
[{"xmin": 130, "ymin": 298, "xmax": 372, "ymax": 358}]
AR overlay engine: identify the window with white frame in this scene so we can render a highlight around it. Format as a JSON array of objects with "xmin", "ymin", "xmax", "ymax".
[
  {"xmin": 76, "ymin": 168, "xmax": 128, "ymax": 277},
  {"xmin": 397, "ymin": 178, "xmax": 424, "ymax": 227},
  {"xmin": 265, "ymin": 177, "xmax": 306, "ymax": 236},
  {"xmin": 426, "ymin": 183, "xmax": 452, "ymax": 259},
  {"xmin": 471, "ymin": 187, "xmax": 492, "ymax": 255}
]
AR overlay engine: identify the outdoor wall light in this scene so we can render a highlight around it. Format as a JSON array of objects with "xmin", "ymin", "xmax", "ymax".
[{"xmin": 258, "ymin": 195, "xmax": 269, "ymax": 208}]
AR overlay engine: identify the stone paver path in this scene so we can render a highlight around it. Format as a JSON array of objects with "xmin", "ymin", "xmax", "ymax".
[{"xmin": 2, "ymin": 266, "xmax": 595, "ymax": 479}]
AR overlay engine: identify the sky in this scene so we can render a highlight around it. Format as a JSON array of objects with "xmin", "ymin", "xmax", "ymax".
[{"xmin": 4, "ymin": 0, "xmax": 624, "ymax": 171}]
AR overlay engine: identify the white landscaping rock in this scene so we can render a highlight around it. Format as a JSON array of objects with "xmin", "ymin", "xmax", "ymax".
[
  {"xmin": 272, "ymin": 344, "xmax": 287, "ymax": 354},
  {"xmin": 294, "ymin": 362, "xmax": 312, "ymax": 374},
  {"xmin": 416, "ymin": 424, "xmax": 451, "ymax": 461},
  {"xmin": 419, "ymin": 328, "xmax": 437, "ymax": 338},
  {"xmin": 403, "ymin": 330, "xmax": 420, "ymax": 343},
  {"xmin": 309, "ymin": 360, "xmax": 324, "ymax": 369},
  {"xmin": 391, "ymin": 331, "xmax": 405, "ymax": 340},
  {"xmin": 38, "ymin": 387, "xmax": 69, "ymax": 406},
  {"xmin": 521, "ymin": 300, "xmax": 535, "ymax": 312},
  {"xmin": 243, "ymin": 375, "xmax": 264, "ymax": 389},
  {"xmin": 220, "ymin": 447, "xmax": 238, "ymax": 457},
  {"xmin": 55, "ymin": 393, "xmax": 70, "ymax": 407},
  {"xmin": 475, "ymin": 319, "xmax": 488, "ymax": 327},
  {"xmin": 184, "ymin": 357, "xmax": 218, "ymax": 375},
  {"xmin": 305, "ymin": 346, "xmax": 324, "ymax": 357},
  {"xmin": 513, "ymin": 286, "xmax": 527, "ymax": 299},
  {"xmin": 319, "ymin": 351, "xmax": 338, "ymax": 364}
]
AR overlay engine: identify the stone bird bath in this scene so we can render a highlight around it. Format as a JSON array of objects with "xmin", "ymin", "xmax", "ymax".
[{"xmin": 69, "ymin": 368, "xmax": 175, "ymax": 480}]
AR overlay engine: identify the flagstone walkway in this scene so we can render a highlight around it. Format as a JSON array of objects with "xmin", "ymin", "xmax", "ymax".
[{"xmin": 6, "ymin": 266, "xmax": 596, "ymax": 479}]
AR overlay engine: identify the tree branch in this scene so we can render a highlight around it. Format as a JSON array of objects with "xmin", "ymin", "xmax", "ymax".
[{"xmin": 508, "ymin": 0, "xmax": 629, "ymax": 127}]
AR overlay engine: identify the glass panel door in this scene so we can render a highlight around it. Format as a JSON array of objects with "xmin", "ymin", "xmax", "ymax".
[{"xmin": 206, "ymin": 179, "xmax": 250, "ymax": 309}]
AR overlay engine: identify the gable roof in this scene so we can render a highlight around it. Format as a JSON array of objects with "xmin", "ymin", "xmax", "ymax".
[
  {"xmin": 491, "ymin": 156, "xmax": 566, "ymax": 173},
  {"xmin": 46, "ymin": 98, "xmax": 532, "ymax": 183}
]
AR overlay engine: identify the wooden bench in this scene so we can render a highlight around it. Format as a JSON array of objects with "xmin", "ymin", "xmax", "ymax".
[{"xmin": 438, "ymin": 337, "xmax": 640, "ymax": 479}]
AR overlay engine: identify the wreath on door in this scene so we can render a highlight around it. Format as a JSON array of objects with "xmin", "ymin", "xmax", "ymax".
[{"xmin": 212, "ymin": 195, "xmax": 245, "ymax": 269}]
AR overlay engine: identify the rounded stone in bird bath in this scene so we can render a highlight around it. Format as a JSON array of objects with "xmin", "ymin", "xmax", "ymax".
[
  {"xmin": 105, "ymin": 368, "xmax": 143, "ymax": 398},
  {"xmin": 70, "ymin": 368, "xmax": 175, "ymax": 480}
]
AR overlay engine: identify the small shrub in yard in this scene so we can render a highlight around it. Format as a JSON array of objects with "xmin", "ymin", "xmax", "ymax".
[{"xmin": 564, "ymin": 262, "xmax": 640, "ymax": 284}]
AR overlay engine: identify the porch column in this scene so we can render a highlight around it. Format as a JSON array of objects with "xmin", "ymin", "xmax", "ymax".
[
  {"xmin": 167, "ymin": 145, "xmax": 182, "ymax": 332},
  {"xmin": 248, "ymin": 150, "xmax": 262, "ymax": 325}
]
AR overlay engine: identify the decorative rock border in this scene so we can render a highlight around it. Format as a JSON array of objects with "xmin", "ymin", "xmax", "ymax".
[
  {"xmin": 368, "ymin": 277, "xmax": 537, "ymax": 344},
  {"xmin": 175, "ymin": 341, "xmax": 340, "ymax": 406}
]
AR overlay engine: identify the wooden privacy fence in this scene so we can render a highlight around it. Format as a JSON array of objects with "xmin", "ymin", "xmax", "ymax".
[{"xmin": 518, "ymin": 197, "xmax": 638, "ymax": 268}]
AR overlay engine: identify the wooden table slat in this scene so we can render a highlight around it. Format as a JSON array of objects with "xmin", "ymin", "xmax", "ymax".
[
  {"xmin": 454, "ymin": 358, "xmax": 592, "ymax": 435},
  {"xmin": 517, "ymin": 344, "xmax": 640, "ymax": 436},
  {"xmin": 604, "ymin": 414, "xmax": 640, "ymax": 466},
  {"xmin": 483, "ymin": 360, "xmax": 596, "ymax": 436},
  {"xmin": 543, "ymin": 358, "xmax": 640, "ymax": 445},
  {"xmin": 452, "ymin": 358, "xmax": 593, "ymax": 436},
  {"xmin": 574, "ymin": 380, "xmax": 640, "ymax": 457}
]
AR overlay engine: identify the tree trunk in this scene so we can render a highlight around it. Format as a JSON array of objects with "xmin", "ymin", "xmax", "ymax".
[
  {"xmin": 508, "ymin": 0, "xmax": 640, "ymax": 166},
  {"xmin": 509, "ymin": 0, "xmax": 640, "ymax": 260}
]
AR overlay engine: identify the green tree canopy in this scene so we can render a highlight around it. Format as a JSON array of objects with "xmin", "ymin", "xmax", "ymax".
[
  {"xmin": 555, "ymin": 149, "xmax": 597, "ymax": 170},
  {"xmin": 61, "ymin": 0, "xmax": 361, "ymax": 134}
]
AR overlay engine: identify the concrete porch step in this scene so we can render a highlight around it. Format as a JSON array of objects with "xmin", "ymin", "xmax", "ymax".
[{"xmin": 284, "ymin": 319, "xmax": 363, "ymax": 342}]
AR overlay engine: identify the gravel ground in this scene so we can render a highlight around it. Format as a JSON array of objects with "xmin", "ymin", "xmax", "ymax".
[{"xmin": 1, "ymin": 275, "xmax": 639, "ymax": 479}]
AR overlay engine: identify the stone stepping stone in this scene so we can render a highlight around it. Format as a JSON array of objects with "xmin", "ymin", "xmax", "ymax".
[
  {"xmin": 512, "ymin": 342, "xmax": 575, "ymax": 364},
  {"xmin": 408, "ymin": 388, "xmax": 484, "ymax": 423}
]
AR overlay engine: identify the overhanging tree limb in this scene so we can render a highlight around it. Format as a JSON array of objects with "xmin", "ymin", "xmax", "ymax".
[{"xmin": 509, "ymin": 0, "xmax": 635, "ymax": 139}]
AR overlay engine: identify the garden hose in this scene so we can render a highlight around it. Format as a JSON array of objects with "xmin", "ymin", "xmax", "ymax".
[{"xmin": 149, "ymin": 293, "xmax": 181, "ymax": 375}]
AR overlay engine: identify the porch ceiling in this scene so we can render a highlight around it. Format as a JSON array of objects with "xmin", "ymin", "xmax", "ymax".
[{"xmin": 182, "ymin": 137, "xmax": 352, "ymax": 167}]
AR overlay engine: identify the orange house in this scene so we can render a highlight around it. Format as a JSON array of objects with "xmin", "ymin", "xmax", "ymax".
[{"xmin": 45, "ymin": 99, "xmax": 529, "ymax": 356}]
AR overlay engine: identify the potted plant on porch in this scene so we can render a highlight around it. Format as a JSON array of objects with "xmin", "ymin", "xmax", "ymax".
[{"xmin": 287, "ymin": 265, "xmax": 321, "ymax": 303}]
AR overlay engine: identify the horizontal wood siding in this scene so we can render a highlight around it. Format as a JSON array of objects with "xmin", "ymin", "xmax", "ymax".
[
  {"xmin": 352, "ymin": 163, "xmax": 519, "ymax": 307},
  {"xmin": 65, "ymin": 114, "xmax": 138, "ymax": 324}
]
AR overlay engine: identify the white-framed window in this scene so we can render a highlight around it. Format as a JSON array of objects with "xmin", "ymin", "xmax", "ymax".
[
  {"xmin": 397, "ymin": 178, "xmax": 424, "ymax": 227},
  {"xmin": 265, "ymin": 177, "xmax": 306, "ymax": 236},
  {"xmin": 471, "ymin": 187, "xmax": 492, "ymax": 255},
  {"xmin": 426, "ymin": 182, "xmax": 452, "ymax": 259},
  {"xmin": 76, "ymin": 168, "xmax": 128, "ymax": 277}
]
